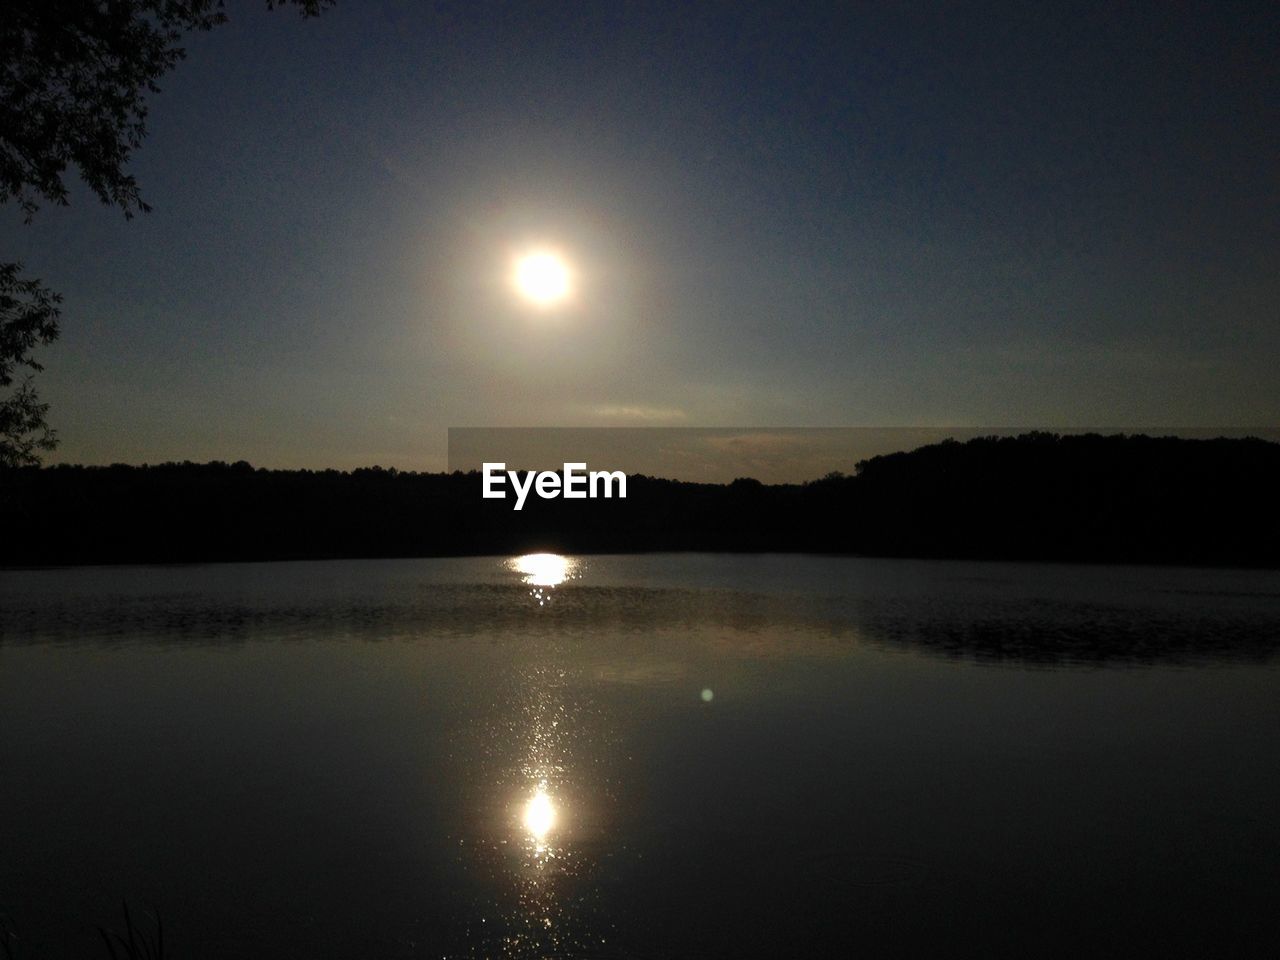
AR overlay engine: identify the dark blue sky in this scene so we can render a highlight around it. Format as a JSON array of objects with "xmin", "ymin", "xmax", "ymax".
[{"xmin": 6, "ymin": 0, "xmax": 1277, "ymax": 469}]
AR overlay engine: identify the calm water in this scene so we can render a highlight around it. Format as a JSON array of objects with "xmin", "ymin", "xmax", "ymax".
[{"xmin": 2, "ymin": 554, "xmax": 1279, "ymax": 958}]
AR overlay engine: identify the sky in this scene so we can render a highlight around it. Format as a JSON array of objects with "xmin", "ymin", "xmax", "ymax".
[{"xmin": 4, "ymin": 0, "xmax": 1278, "ymax": 471}]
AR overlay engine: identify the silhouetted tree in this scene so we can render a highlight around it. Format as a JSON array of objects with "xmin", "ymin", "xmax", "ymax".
[
  {"xmin": 0, "ymin": 263, "xmax": 60, "ymax": 465},
  {"xmin": 3, "ymin": 435, "xmax": 1278, "ymax": 567},
  {"xmin": 0, "ymin": 0, "xmax": 333, "ymax": 466}
]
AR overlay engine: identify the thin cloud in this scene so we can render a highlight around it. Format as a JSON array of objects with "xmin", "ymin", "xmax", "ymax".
[{"xmin": 592, "ymin": 405, "xmax": 689, "ymax": 423}]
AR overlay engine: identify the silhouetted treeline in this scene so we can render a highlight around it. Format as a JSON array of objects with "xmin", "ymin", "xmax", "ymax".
[{"xmin": 2, "ymin": 433, "xmax": 1279, "ymax": 567}]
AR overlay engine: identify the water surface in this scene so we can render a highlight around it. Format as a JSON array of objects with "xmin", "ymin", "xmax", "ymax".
[{"xmin": 2, "ymin": 555, "xmax": 1279, "ymax": 957}]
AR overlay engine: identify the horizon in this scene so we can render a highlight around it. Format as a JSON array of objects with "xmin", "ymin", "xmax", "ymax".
[{"xmin": 19, "ymin": 426, "xmax": 1280, "ymax": 486}]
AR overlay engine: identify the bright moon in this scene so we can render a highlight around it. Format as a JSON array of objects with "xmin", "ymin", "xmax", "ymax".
[{"xmin": 513, "ymin": 251, "xmax": 572, "ymax": 307}]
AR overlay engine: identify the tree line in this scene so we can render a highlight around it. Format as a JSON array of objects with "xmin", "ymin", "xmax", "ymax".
[{"xmin": 3, "ymin": 432, "xmax": 1279, "ymax": 567}]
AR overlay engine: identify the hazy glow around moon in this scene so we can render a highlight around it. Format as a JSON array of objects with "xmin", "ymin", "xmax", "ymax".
[{"xmin": 513, "ymin": 250, "xmax": 572, "ymax": 307}]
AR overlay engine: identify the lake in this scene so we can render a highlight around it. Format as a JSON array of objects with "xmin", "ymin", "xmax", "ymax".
[{"xmin": 2, "ymin": 554, "xmax": 1279, "ymax": 958}]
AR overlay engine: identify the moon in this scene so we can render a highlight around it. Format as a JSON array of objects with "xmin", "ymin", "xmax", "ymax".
[{"xmin": 513, "ymin": 250, "xmax": 572, "ymax": 308}]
